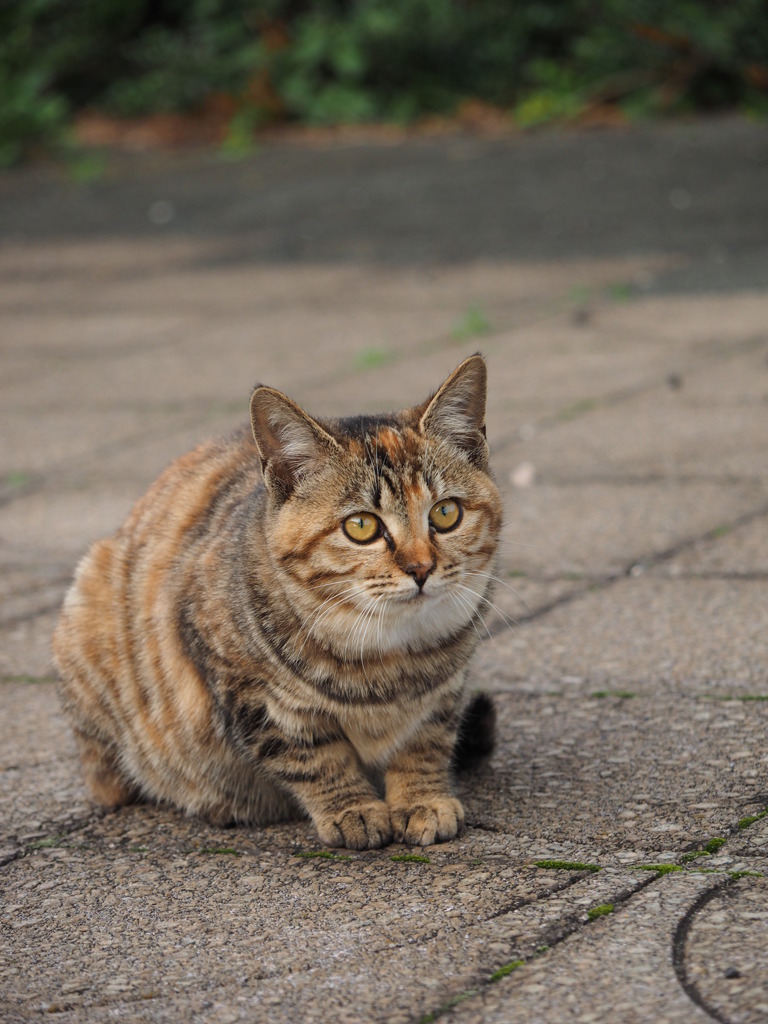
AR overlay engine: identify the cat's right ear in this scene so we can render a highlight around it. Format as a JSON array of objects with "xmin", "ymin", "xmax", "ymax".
[
  {"xmin": 250, "ymin": 386, "xmax": 340, "ymax": 497},
  {"xmin": 419, "ymin": 353, "xmax": 489, "ymax": 467}
]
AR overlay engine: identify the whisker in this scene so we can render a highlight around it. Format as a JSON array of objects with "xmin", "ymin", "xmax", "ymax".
[
  {"xmin": 341, "ymin": 595, "xmax": 378, "ymax": 668},
  {"xmin": 455, "ymin": 588, "xmax": 499, "ymax": 652},
  {"xmin": 495, "ymin": 538, "xmax": 541, "ymax": 551},
  {"xmin": 456, "ymin": 585, "xmax": 499, "ymax": 638},
  {"xmin": 450, "ymin": 591, "xmax": 489, "ymax": 646},
  {"xmin": 339, "ymin": 608, "xmax": 363, "ymax": 666},
  {"xmin": 294, "ymin": 583, "xmax": 368, "ymax": 657},
  {"xmin": 463, "ymin": 570, "xmax": 534, "ymax": 615},
  {"xmin": 303, "ymin": 579, "xmax": 362, "ymax": 593},
  {"xmin": 341, "ymin": 600, "xmax": 366, "ymax": 663},
  {"xmin": 376, "ymin": 597, "xmax": 390, "ymax": 666},
  {"xmin": 358, "ymin": 598, "xmax": 380, "ymax": 681},
  {"xmin": 455, "ymin": 582, "xmax": 520, "ymax": 633}
]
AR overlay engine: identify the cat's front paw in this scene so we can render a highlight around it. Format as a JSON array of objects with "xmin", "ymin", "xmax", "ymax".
[
  {"xmin": 315, "ymin": 800, "xmax": 393, "ymax": 850},
  {"xmin": 390, "ymin": 796, "xmax": 465, "ymax": 847}
]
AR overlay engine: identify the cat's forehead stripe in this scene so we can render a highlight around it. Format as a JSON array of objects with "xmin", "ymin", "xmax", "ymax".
[
  {"xmin": 352, "ymin": 424, "xmax": 424, "ymax": 510},
  {"xmin": 376, "ymin": 427, "xmax": 406, "ymax": 461}
]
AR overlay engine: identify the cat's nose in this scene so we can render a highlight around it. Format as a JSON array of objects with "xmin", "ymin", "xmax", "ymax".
[{"xmin": 405, "ymin": 561, "xmax": 435, "ymax": 589}]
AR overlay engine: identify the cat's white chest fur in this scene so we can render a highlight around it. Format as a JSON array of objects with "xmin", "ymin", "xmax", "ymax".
[
  {"xmin": 342, "ymin": 669, "xmax": 465, "ymax": 768},
  {"xmin": 344, "ymin": 718, "xmax": 420, "ymax": 767}
]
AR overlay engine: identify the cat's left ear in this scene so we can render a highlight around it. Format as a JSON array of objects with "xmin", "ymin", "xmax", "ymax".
[
  {"xmin": 419, "ymin": 353, "xmax": 489, "ymax": 467},
  {"xmin": 250, "ymin": 386, "xmax": 341, "ymax": 497}
]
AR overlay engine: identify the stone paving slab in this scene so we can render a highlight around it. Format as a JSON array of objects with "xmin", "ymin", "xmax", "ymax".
[
  {"xmin": 5, "ymin": 806, "xmax": 763, "ymax": 1024},
  {"xmin": 0, "ymin": 614, "xmax": 62, "ymax": 681},
  {"xmin": 467, "ymin": 690, "xmax": 767, "ymax": 861},
  {"xmin": 0, "ymin": 837, "xmax": 639, "ymax": 1024},
  {"xmin": 0, "ymin": 483, "xmax": 154, "ymax": 563},
  {"xmin": 729, "ymin": 814, "xmax": 768, "ymax": 859},
  {"xmin": 445, "ymin": 872, "xmax": 719, "ymax": 1024},
  {"xmin": 2, "ymin": 118, "xmax": 768, "ymax": 1023},
  {"xmin": 482, "ymin": 576, "xmax": 768, "ymax": 691},
  {"xmin": 588, "ymin": 291, "xmax": 768, "ymax": 347},
  {"xmin": 683, "ymin": 876, "xmax": 768, "ymax": 1024},
  {"xmin": 0, "ymin": 682, "xmax": 87, "ymax": 859},
  {"xmin": 654, "ymin": 516, "xmax": 768, "ymax": 578},
  {"xmin": 498, "ymin": 480, "xmax": 768, "ymax": 579},
  {"xmin": 4, "ymin": 680, "xmax": 765, "ymax": 870},
  {"xmin": 514, "ymin": 394, "xmax": 768, "ymax": 484}
]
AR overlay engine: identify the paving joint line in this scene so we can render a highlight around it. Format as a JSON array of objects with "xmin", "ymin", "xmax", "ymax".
[
  {"xmin": 9, "ymin": 281, "xmax": 753, "ymax": 511},
  {"xmin": 487, "ymin": 498, "xmax": 768, "ymax": 636},
  {"xmin": 629, "ymin": 499, "xmax": 768, "ymax": 575},
  {"xmin": 0, "ymin": 599, "xmax": 66, "ymax": 630},
  {"xmin": 671, "ymin": 876, "xmax": 736, "ymax": 1024},
  {"xmin": 529, "ymin": 473, "xmax": 768, "ymax": 487},
  {"xmin": 3, "ymin": 320, "xmax": 764, "ymax": 517},
  {"xmin": 0, "ymin": 409, "xmax": 207, "ymax": 511},
  {"xmin": 419, "ymin": 869, "xmax": 660, "ymax": 1024},
  {"xmin": 482, "ymin": 871, "xmax": 588, "ymax": 925},
  {"xmin": 489, "ymin": 331, "xmax": 768, "ymax": 457},
  {"xmin": 1, "ymin": 295, "xmax": 577, "ymax": 517},
  {"xmin": 30, "ymin": 968, "xmax": 279, "ymax": 1019},
  {"xmin": 1, "ymin": 812, "xmax": 106, "ymax": 869},
  {"xmin": 2, "ymin": 572, "xmax": 73, "ymax": 595},
  {"xmin": 667, "ymin": 570, "xmax": 768, "ymax": 582}
]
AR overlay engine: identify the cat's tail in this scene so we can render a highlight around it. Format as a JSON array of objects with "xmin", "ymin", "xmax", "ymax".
[{"xmin": 452, "ymin": 692, "xmax": 496, "ymax": 773}]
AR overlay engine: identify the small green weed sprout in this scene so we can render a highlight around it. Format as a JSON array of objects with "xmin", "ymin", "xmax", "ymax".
[{"xmin": 587, "ymin": 903, "xmax": 614, "ymax": 920}]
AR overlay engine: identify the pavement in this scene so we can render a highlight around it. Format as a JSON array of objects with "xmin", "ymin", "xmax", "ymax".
[{"xmin": 1, "ymin": 115, "xmax": 768, "ymax": 1023}]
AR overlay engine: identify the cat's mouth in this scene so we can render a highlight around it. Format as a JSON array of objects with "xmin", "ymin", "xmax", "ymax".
[
  {"xmin": 391, "ymin": 591, "xmax": 424, "ymax": 604},
  {"xmin": 395, "ymin": 584, "xmax": 438, "ymax": 604}
]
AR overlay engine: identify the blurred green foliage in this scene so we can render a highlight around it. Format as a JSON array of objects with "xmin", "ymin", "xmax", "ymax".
[{"xmin": 2, "ymin": 0, "xmax": 767, "ymax": 163}]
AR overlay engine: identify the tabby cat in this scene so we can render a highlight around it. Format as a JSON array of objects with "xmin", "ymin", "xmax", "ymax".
[{"xmin": 53, "ymin": 354, "xmax": 501, "ymax": 849}]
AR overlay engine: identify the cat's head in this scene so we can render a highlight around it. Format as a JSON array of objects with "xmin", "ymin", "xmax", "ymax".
[{"xmin": 249, "ymin": 355, "xmax": 502, "ymax": 653}]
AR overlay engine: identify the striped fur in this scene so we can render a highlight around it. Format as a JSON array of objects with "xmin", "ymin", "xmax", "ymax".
[{"xmin": 53, "ymin": 355, "xmax": 501, "ymax": 848}]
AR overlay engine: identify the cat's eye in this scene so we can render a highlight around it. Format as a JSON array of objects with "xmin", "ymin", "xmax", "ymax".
[
  {"xmin": 343, "ymin": 512, "xmax": 381, "ymax": 544},
  {"xmin": 429, "ymin": 498, "xmax": 462, "ymax": 532}
]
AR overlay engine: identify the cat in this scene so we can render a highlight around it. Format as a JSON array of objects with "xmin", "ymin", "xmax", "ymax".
[{"xmin": 52, "ymin": 354, "xmax": 502, "ymax": 849}]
